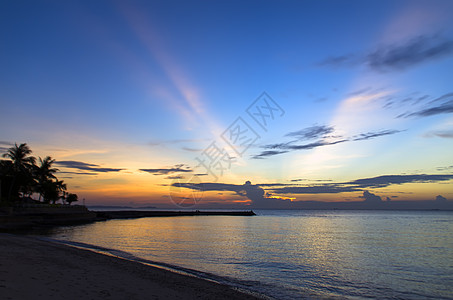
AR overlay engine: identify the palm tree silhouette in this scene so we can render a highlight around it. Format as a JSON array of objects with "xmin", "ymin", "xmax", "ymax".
[
  {"xmin": 2, "ymin": 142, "xmax": 79, "ymax": 206},
  {"xmin": 54, "ymin": 179, "xmax": 67, "ymax": 204},
  {"xmin": 2, "ymin": 143, "xmax": 36, "ymax": 201},
  {"xmin": 35, "ymin": 156, "xmax": 59, "ymax": 201}
]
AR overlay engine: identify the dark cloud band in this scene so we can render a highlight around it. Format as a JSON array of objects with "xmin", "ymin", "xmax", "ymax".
[{"xmin": 55, "ymin": 160, "xmax": 123, "ymax": 173}]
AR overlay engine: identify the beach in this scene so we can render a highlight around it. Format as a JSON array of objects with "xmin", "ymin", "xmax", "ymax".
[{"xmin": 0, "ymin": 234, "xmax": 261, "ymax": 300}]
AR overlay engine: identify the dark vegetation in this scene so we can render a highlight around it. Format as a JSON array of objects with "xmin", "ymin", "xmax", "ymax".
[{"xmin": 0, "ymin": 143, "xmax": 78, "ymax": 206}]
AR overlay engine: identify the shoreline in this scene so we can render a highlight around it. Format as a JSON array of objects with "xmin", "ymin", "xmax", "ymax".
[
  {"xmin": 0, "ymin": 233, "xmax": 265, "ymax": 300},
  {"xmin": 37, "ymin": 236, "xmax": 270, "ymax": 298}
]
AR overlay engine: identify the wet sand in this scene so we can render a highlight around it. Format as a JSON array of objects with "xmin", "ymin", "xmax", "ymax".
[{"xmin": 0, "ymin": 234, "xmax": 262, "ymax": 300}]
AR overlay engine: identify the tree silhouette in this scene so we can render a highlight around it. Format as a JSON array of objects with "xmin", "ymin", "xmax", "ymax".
[
  {"xmin": 35, "ymin": 156, "xmax": 59, "ymax": 202},
  {"xmin": 2, "ymin": 143, "xmax": 36, "ymax": 201},
  {"xmin": 1, "ymin": 143, "xmax": 78, "ymax": 206},
  {"xmin": 66, "ymin": 193, "xmax": 78, "ymax": 205}
]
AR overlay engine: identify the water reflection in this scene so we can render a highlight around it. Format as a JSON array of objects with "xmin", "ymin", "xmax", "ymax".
[{"xmin": 40, "ymin": 211, "xmax": 453, "ymax": 299}]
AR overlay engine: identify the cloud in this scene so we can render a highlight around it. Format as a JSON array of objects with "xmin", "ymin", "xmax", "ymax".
[
  {"xmin": 173, "ymin": 175, "xmax": 453, "ymax": 208},
  {"xmin": 165, "ymin": 175, "xmax": 184, "ymax": 179},
  {"xmin": 173, "ymin": 180, "xmax": 289, "ymax": 207},
  {"xmin": 239, "ymin": 181, "xmax": 264, "ymax": 201},
  {"xmin": 428, "ymin": 92, "xmax": 453, "ymax": 104},
  {"xmin": 174, "ymin": 182, "xmax": 241, "ymax": 193},
  {"xmin": 174, "ymin": 180, "xmax": 314, "ymax": 195},
  {"xmin": 435, "ymin": 195, "xmax": 447, "ymax": 202},
  {"xmin": 437, "ymin": 165, "xmax": 453, "ymax": 171},
  {"xmin": 269, "ymin": 174, "xmax": 453, "ymax": 194},
  {"xmin": 285, "ymin": 139, "xmax": 348, "ymax": 150},
  {"xmin": 393, "ymin": 92, "xmax": 453, "ymax": 119},
  {"xmin": 366, "ymin": 35, "xmax": 453, "ymax": 71},
  {"xmin": 140, "ymin": 164, "xmax": 192, "ymax": 175},
  {"xmin": 348, "ymin": 174, "xmax": 453, "ymax": 188},
  {"xmin": 253, "ymin": 125, "xmax": 402, "ymax": 159},
  {"xmin": 352, "ymin": 129, "xmax": 403, "ymax": 141},
  {"xmin": 270, "ymin": 184, "xmax": 360, "ymax": 194},
  {"xmin": 58, "ymin": 171, "xmax": 98, "ymax": 176},
  {"xmin": 182, "ymin": 147, "xmax": 203, "ymax": 152},
  {"xmin": 360, "ymin": 191, "xmax": 382, "ymax": 202},
  {"xmin": 0, "ymin": 141, "xmax": 13, "ymax": 146},
  {"xmin": 319, "ymin": 35, "xmax": 453, "ymax": 72},
  {"xmin": 347, "ymin": 87, "xmax": 373, "ymax": 97},
  {"xmin": 405, "ymin": 99, "xmax": 453, "ymax": 118},
  {"xmin": 55, "ymin": 161, "xmax": 123, "ymax": 173},
  {"xmin": 285, "ymin": 125, "xmax": 335, "ymax": 140},
  {"xmin": 0, "ymin": 141, "xmax": 14, "ymax": 153},
  {"xmin": 252, "ymin": 150, "xmax": 288, "ymax": 159},
  {"xmin": 290, "ymin": 178, "xmax": 330, "ymax": 182},
  {"xmin": 425, "ymin": 130, "xmax": 453, "ymax": 138},
  {"xmin": 317, "ymin": 54, "xmax": 356, "ymax": 68}
]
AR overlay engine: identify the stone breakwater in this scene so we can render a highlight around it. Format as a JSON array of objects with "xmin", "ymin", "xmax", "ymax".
[{"xmin": 95, "ymin": 210, "xmax": 256, "ymax": 220}]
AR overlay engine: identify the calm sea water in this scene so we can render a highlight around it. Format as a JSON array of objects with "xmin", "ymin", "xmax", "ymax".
[{"xmin": 37, "ymin": 210, "xmax": 453, "ymax": 299}]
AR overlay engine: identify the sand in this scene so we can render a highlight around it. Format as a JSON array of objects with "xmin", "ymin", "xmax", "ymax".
[{"xmin": 0, "ymin": 234, "xmax": 262, "ymax": 300}]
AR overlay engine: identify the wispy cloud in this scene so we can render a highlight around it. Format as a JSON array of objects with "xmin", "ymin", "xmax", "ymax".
[
  {"xmin": 366, "ymin": 35, "xmax": 453, "ymax": 71},
  {"xmin": 437, "ymin": 165, "xmax": 453, "ymax": 171},
  {"xmin": 140, "ymin": 164, "xmax": 192, "ymax": 175},
  {"xmin": 272, "ymin": 184, "xmax": 360, "ymax": 194},
  {"xmin": 318, "ymin": 54, "xmax": 356, "ymax": 68},
  {"xmin": 265, "ymin": 174, "xmax": 453, "ymax": 194},
  {"xmin": 119, "ymin": 3, "xmax": 225, "ymax": 136},
  {"xmin": 0, "ymin": 141, "xmax": 13, "ymax": 146},
  {"xmin": 181, "ymin": 147, "xmax": 203, "ymax": 152},
  {"xmin": 0, "ymin": 141, "xmax": 13, "ymax": 153},
  {"xmin": 58, "ymin": 171, "xmax": 98, "ymax": 176},
  {"xmin": 424, "ymin": 130, "xmax": 453, "ymax": 138},
  {"xmin": 253, "ymin": 125, "xmax": 402, "ymax": 159},
  {"xmin": 346, "ymin": 174, "xmax": 453, "ymax": 188},
  {"xmin": 352, "ymin": 129, "xmax": 402, "ymax": 141},
  {"xmin": 404, "ymin": 99, "xmax": 453, "ymax": 118},
  {"xmin": 55, "ymin": 161, "xmax": 124, "ymax": 173},
  {"xmin": 319, "ymin": 35, "xmax": 453, "ymax": 72},
  {"xmin": 165, "ymin": 175, "xmax": 185, "ymax": 179},
  {"xmin": 285, "ymin": 125, "xmax": 335, "ymax": 140},
  {"xmin": 252, "ymin": 150, "xmax": 289, "ymax": 159}
]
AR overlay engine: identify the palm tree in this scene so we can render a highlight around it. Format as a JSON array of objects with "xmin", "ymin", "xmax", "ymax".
[
  {"xmin": 35, "ymin": 156, "xmax": 59, "ymax": 201},
  {"xmin": 55, "ymin": 180, "xmax": 67, "ymax": 201},
  {"xmin": 41, "ymin": 179, "xmax": 66, "ymax": 204},
  {"xmin": 2, "ymin": 143, "xmax": 36, "ymax": 201},
  {"xmin": 2, "ymin": 143, "xmax": 80, "ymax": 207}
]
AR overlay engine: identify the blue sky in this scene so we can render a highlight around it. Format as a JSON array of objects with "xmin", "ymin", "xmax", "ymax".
[{"xmin": 1, "ymin": 0, "xmax": 452, "ymax": 207}]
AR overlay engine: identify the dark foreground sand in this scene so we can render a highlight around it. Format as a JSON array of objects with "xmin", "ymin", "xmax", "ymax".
[{"xmin": 0, "ymin": 234, "xmax": 262, "ymax": 300}]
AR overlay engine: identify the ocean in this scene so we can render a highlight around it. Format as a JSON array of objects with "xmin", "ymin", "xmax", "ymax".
[{"xmin": 36, "ymin": 210, "xmax": 453, "ymax": 299}]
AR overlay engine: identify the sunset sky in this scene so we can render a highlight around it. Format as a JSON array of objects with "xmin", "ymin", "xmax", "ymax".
[{"xmin": 1, "ymin": 0, "xmax": 452, "ymax": 207}]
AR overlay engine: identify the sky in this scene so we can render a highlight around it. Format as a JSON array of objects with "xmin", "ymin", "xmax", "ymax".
[{"xmin": 1, "ymin": 0, "xmax": 452, "ymax": 208}]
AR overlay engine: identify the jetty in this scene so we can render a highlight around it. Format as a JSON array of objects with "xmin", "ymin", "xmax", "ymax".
[{"xmin": 95, "ymin": 210, "xmax": 256, "ymax": 220}]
